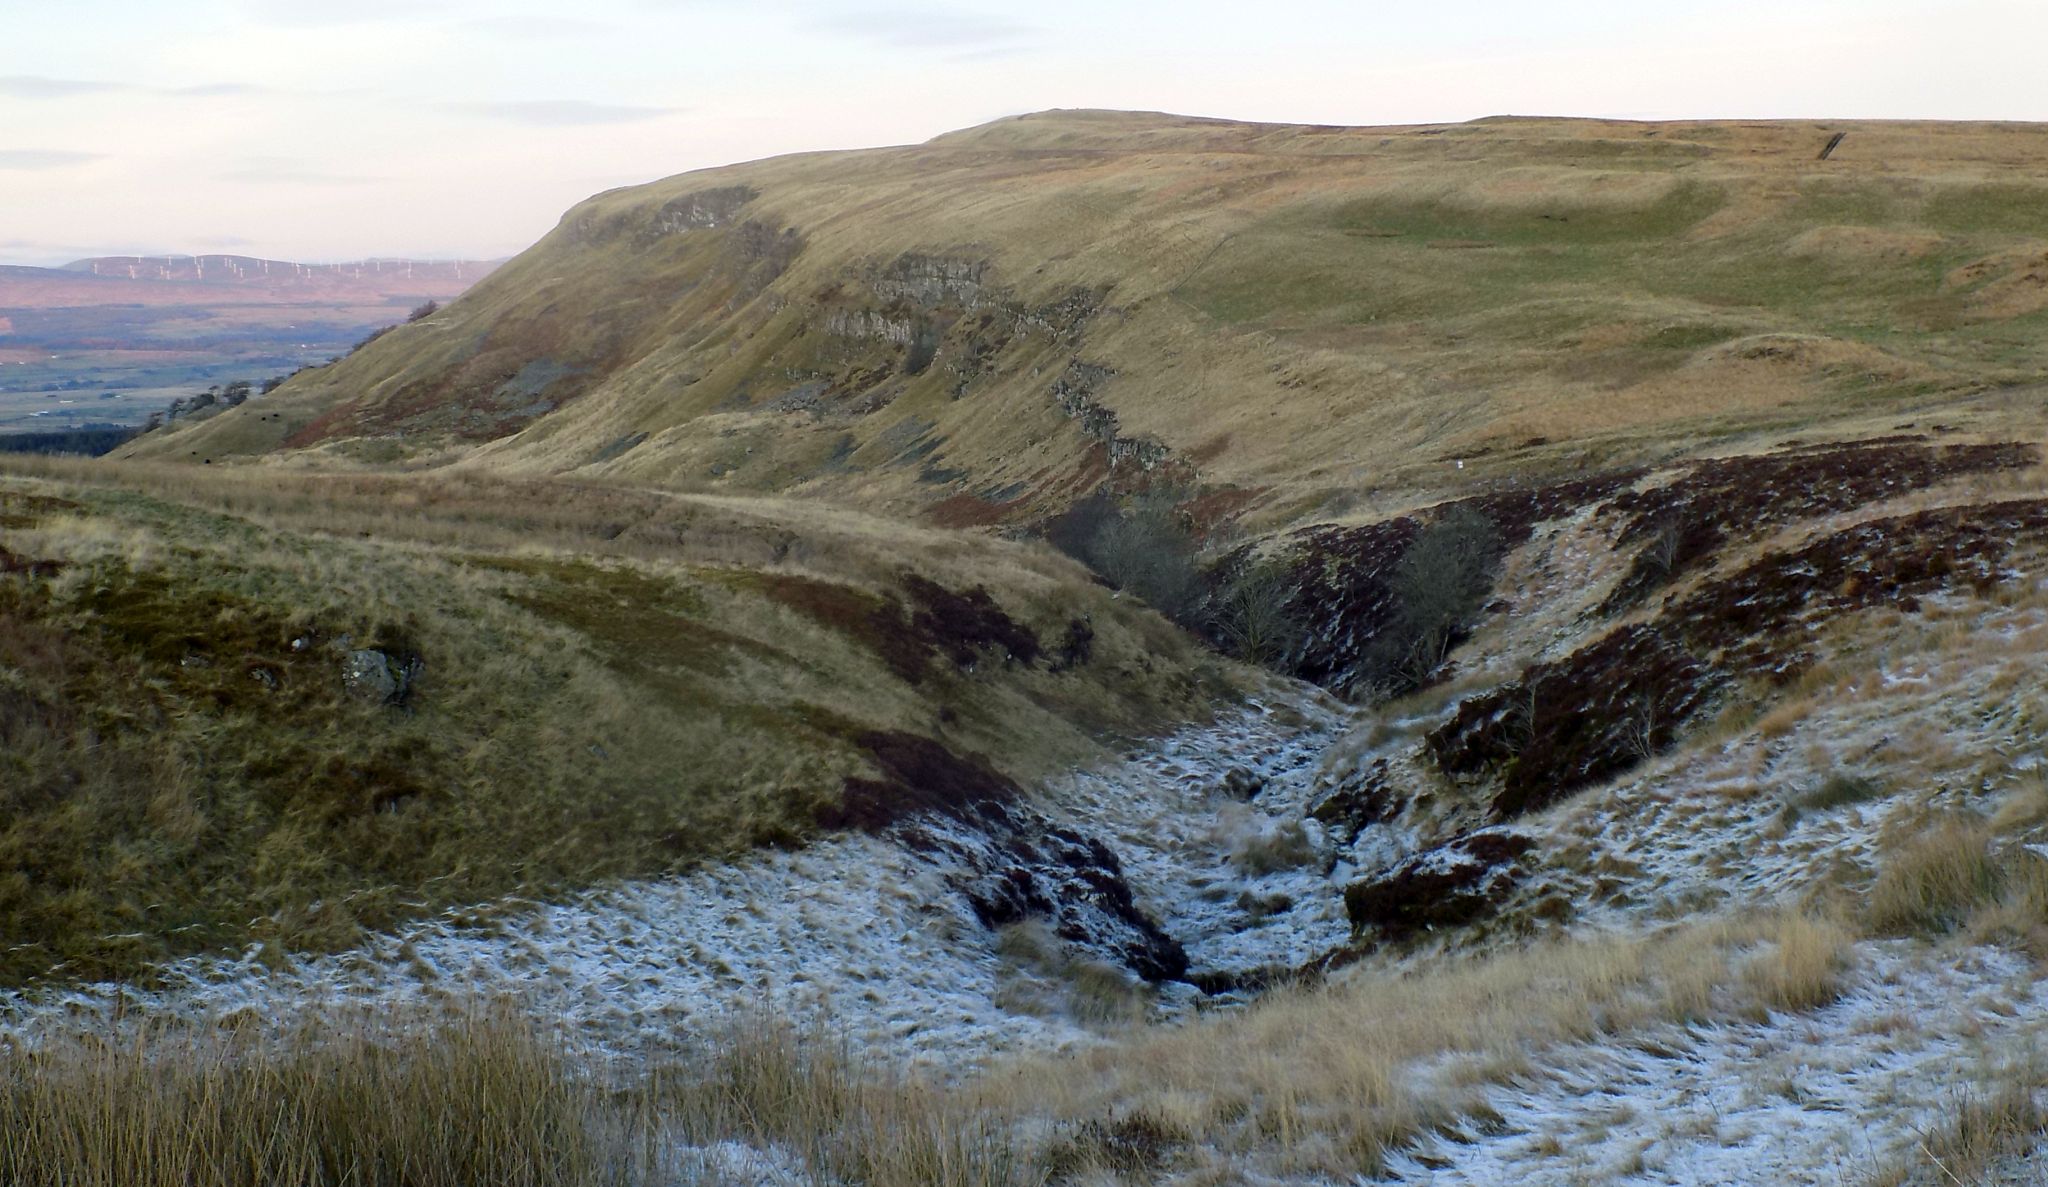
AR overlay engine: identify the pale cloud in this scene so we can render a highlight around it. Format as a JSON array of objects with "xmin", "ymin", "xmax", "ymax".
[
  {"xmin": 0, "ymin": 150, "xmax": 103, "ymax": 170},
  {"xmin": 450, "ymin": 100, "xmax": 682, "ymax": 126},
  {"xmin": 0, "ymin": 75, "xmax": 124, "ymax": 99},
  {"xmin": 212, "ymin": 158, "xmax": 383, "ymax": 186},
  {"xmin": 462, "ymin": 15, "xmax": 616, "ymax": 38},
  {"xmin": 0, "ymin": 75, "xmax": 289, "ymax": 100},
  {"xmin": 170, "ymin": 82, "xmax": 277, "ymax": 98},
  {"xmin": 814, "ymin": 7, "xmax": 1039, "ymax": 52},
  {"xmin": 4, "ymin": 0, "xmax": 2047, "ymax": 267},
  {"xmin": 242, "ymin": 0, "xmax": 450, "ymax": 27}
]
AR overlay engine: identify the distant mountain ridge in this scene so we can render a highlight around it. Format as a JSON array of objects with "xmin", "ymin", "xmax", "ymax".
[
  {"xmin": 59, "ymin": 254, "xmax": 496, "ymax": 285},
  {"xmin": 0, "ymin": 255, "xmax": 502, "ymax": 309}
]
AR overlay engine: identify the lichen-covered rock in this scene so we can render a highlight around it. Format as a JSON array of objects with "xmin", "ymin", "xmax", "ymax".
[
  {"xmin": 341, "ymin": 649, "xmax": 422, "ymax": 706},
  {"xmin": 1343, "ymin": 829, "xmax": 1535, "ymax": 939}
]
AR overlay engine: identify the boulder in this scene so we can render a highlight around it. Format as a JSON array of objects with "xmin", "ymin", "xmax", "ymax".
[
  {"xmin": 899, "ymin": 800, "xmax": 1190, "ymax": 984},
  {"xmin": 342, "ymin": 649, "xmax": 423, "ymax": 706}
]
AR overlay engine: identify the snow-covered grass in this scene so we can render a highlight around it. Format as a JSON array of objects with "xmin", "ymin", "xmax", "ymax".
[
  {"xmin": 985, "ymin": 909, "xmax": 1868, "ymax": 1182},
  {"xmin": 0, "ymin": 696, "xmax": 1351, "ymax": 1069},
  {"xmin": 1385, "ymin": 942, "xmax": 2048, "ymax": 1187}
]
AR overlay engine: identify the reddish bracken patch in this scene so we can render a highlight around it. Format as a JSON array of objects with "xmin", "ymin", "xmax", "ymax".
[
  {"xmin": 902, "ymin": 575, "xmax": 1041, "ymax": 668},
  {"xmin": 926, "ymin": 492, "xmax": 1015, "ymax": 529},
  {"xmin": 1343, "ymin": 829, "xmax": 1536, "ymax": 938},
  {"xmin": 1432, "ymin": 498, "xmax": 2048, "ymax": 820},
  {"xmin": 756, "ymin": 571, "xmax": 1041, "ymax": 684},
  {"xmin": 1283, "ymin": 515, "xmax": 1419, "ymax": 694},
  {"xmin": 1599, "ymin": 440, "xmax": 2037, "ymax": 610},
  {"xmin": 821, "ymin": 729, "xmax": 1020, "ymax": 830},
  {"xmin": 1308, "ymin": 758, "xmax": 1404, "ymax": 843},
  {"xmin": 1179, "ymin": 484, "xmax": 1269, "ymax": 539},
  {"xmin": 0, "ymin": 546, "xmax": 62, "ymax": 579}
]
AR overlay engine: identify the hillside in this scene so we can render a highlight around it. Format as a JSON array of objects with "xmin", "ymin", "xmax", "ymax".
[
  {"xmin": 14, "ymin": 111, "xmax": 2048, "ymax": 1185},
  {"xmin": 127, "ymin": 112, "xmax": 2048, "ymax": 532},
  {"xmin": 0, "ymin": 459, "xmax": 1235, "ymax": 986}
]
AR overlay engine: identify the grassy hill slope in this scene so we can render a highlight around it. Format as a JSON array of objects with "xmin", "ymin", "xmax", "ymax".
[
  {"xmin": 126, "ymin": 111, "xmax": 2048, "ymax": 532},
  {"xmin": 0, "ymin": 459, "xmax": 1235, "ymax": 984}
]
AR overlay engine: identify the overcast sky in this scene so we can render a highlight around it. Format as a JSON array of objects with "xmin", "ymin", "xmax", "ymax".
[{"xmin": 3, "ymin": 0, "xmax": 2043, "ymax": 266}]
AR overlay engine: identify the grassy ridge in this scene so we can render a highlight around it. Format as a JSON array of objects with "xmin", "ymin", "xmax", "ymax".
[
  {"xmin": 0, "ymin": 460, "xmax": 1232, "ymax": 985},
  {"xmin": 125, "ymin": 114, "xmax": 2048, "ymax": 535}
]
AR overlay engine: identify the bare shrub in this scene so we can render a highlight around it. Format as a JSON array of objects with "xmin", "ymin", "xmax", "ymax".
[
  {"xmin": 1368, "ymin": 505, "xmax": 1502, "ymax": 689},
  {"xmin": 1080, "ymin": 495, "xmax": 1205, "ymax": 624},
  {"xmin": 1210, "ymin": 558, "xmax": 1305, "ymax": 666}
]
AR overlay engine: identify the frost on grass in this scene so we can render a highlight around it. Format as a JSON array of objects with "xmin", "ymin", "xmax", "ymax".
[
  {"xmin": 0, "ymin": 697, "xmax": 1349, "ymax": 1064},
  {"xmin": 1386, "ymin": 944, "xmax": 2045, "ymax": 1186}
]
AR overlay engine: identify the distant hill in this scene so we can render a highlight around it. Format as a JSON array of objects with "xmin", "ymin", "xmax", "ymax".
[
  {"xmin": 0, "ymin": 255, "xmax": 500, "ymax": 310},
  {"xmin": 0, "ymin": 254, "xmax": 502, "ymax": 434}
]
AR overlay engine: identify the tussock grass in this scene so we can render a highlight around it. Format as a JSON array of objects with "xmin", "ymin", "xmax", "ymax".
[
  {"xmin": 0, "ymin": 1007, "xmax": 1030, "ymax": 1187},
  {"xmin": 0, "ymin": 913, "xmax": 1879, "ymax": 1186},
  {"xmin": 1869, "ymin": 1059, "xmax": 2048, "ymax": 1187},
  {"xmin": 1867, "ymin": 818, "xmax": 2003, "ymax": 936},
  {"xmin": 662, "ymin": 1015, "xmax": 1028, "ymax": 1187},
  {"xmin": 1800, "ymin": 771, "xmax": 1887, "ymax": 813},
  {"xmin": 0, "ymin": 1007, "xmax": 604, "ymax": 1187},
  {"xmin": 1742, "ymin": 914, "xmax": 1854, "ymax": 1014},
  {"xmin": 990, "ymin": 913, "xmax": 1847, "ymax": 1177}
]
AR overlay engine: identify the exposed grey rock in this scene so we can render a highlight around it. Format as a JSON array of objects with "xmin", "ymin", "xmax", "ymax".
[
  {"xmin": 342, "ymin": 649, "xmax": 423, "ymax": 707},
  {"xmin": 872, "ymin": 253, "xmax": 987, "ymax": 307},
  {"xmin": 654, "ymin": 185, "xmax": 759, "ymax": 234},
  {"xmin": 825, "ymin": 308, "xmax": 918, "ymax": 344},
  {"xmin": 898, "ymin": 800, "xmax": 1190, "ymax": 984}
]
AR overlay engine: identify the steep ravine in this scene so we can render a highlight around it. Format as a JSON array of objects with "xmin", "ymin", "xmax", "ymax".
[{"xmin": 0, "ymin": 694, "xmax": 1354, "ymax": 1064}]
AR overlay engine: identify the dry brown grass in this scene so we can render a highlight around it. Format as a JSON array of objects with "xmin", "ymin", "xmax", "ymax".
[
  {"xmin": 0, "ymin": 1005, "xmax": 1032, "ymax": 1187},
  {"xmin": 987, "ymin": 913, "xmax": 1847, "ymax": 1178},
  {"xmin": 1867, "ymin": 818, "xmax": 2004, "ymax": 936},
  {"xmin": 660, "ymin": 1015, "xmax": 1029, "ymax": 1187},
  {"xmin": 120, "ymin": 112, "xmax": 2048, "ymax": 539},
  {"xmin": 1741, "ymin": 914, "xmax": 1854, "ymax": 1015},
  {"xmin": 1868, "ymin": 1061, "xmax": 2048, "ymax": 1187},
  {"xmin": 0, "ymin": 1006, "xmax": 605, "ymax": 1187},
  {"xmin": 0, "ymin": 910, "xmax": 1877, "ymax": 1186}
]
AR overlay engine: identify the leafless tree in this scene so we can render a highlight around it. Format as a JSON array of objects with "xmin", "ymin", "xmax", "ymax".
[
  {"xmin": 1375, "ymin": 505, "xmax": 1502, "ymax": 684},
  {"xmin": 1211, "ymin": 559, "xmax": 1305, "ymax": 666}
]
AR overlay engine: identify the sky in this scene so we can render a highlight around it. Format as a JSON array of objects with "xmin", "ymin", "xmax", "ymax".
[{"xmin": 2, "ymin": 0, "xmax": 2045, "ymax": 266}]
